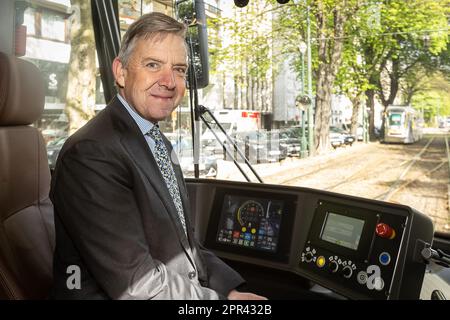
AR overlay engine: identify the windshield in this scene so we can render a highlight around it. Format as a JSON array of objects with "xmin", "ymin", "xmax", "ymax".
[
  {"xmin": 389, "ymin": 114, "xmax": 402, "ymax": 126},
  {"xmin": 23, "ymin": 0, "xmax": 450, "ymax": 235}
]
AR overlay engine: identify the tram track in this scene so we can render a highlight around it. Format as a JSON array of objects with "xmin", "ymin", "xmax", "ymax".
[
  {"xmin": 356, "ymin": 135, "xmax": 448, "ymax": 229},
  {"xmin": 275, "ymin": 144, "xmax": 379, "ymax": 185},
  {"xmin": 375, "ymin": 159, "xmax": 446, "ymax": 201},
  {"xmin": 382, "ymin": 135, "xmax": 450, "ymax": 230},
  {"xmin": 282, "ymin": 138, "xmax": 431, "ymax": 194},
  {"xmin": 310, "ymin": 136, "xmax": 444, "ymax": 201},
  {"xmin": 275, "ymin": 134, "xmax": 450, "ymax": 231},
  {"xmin": 324, "ymin": 155, "xmax": 390, "ymax": 192},
  {"xmin": 375, "ymin": 137, "xmax": 436, "ymax": 201}
]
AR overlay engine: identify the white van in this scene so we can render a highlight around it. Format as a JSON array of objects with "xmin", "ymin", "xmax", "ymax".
[{"xmin": 201, "ymin": 109, "xmax": 260, "ymax": 153}]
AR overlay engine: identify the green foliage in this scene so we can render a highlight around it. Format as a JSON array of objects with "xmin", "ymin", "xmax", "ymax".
[
  {"xmin": 274, "ymin": 1, "xmax": 310, "ymax": 82},
  {"xmin": 207, "ymin": 1, "xmax": 275, "ymax": 109},
  {"xmin": 207, "ymin": 0, "xmax": 450, "ymax": 128},
  {"xmin": 209, "ymin": 5, "xmax": 273, "ymax": 77},
  {"xmin": 359, "ymin": 0, "xmax": 449, "ymax": 101},
  {"xmin": 336, "ymin": 1, "xmax": 448, "ymax": 103},
  {"xmin": 412, "ymin": 73, "xmax": 450, "ymax": 124}
]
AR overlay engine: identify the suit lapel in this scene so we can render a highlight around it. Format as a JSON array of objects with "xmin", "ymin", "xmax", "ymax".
[
  {"xmin": 161, "ymin": 133, "xmax": 202, "ymax": 268},
  {"xmin": 108, "ymin": 98, "xmax": 191, "ymax": 251},
  {"xmin": 163, "ymin": 137, "xmax": 191, "ymax": 225},
  {"xmin": 167, "ymin": 138, "xmax": 208, "ymax": 277}
]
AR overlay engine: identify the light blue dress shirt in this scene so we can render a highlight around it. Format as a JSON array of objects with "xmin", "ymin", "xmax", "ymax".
[{"xmin": 117, "ymin": 94, "xmax": 157, "ymax": 154}]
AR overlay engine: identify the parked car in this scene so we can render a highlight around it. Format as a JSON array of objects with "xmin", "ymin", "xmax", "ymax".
[
  {"xmin": 47, "ymin": 135, "xmax": 68, "ymax": 170},
  {"xmin": 225, "ymin": 130, "xmax": 287, "ymax": 164},
  {"xmin": 201, "ymin": 122, "xmax": 234, "ymax": 155},
  {"xmin": 340, "ymin": 123, "xmax": 363, "ymax": 141},
  {"xmin": 170, "ymin": 137, "xmax": 218, "ymax": 177},
  {"xmin": 356, "ymin": 125, "xmax": 364, "ymax": 141},
  {"xmin": 41, "ymin": 115, "xmax": 69, "ymax": 145},
  {"xmin": 331, "ymin": 126, "xmax": 355, "ymax": 146},
  {"xmin": 266, "ymin": 130, "xmax": 288, "ymax": 161},
  {"xmin": 279, "ymin": 127, "xmax": 307, "ymax": 157},
  {"xmin": 329, "ymin": 127, "xmax": 345, "ymax": 148}
]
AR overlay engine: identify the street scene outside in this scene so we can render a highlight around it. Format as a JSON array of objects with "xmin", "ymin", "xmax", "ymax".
[
  {"xmin": 214, "ymin": 128, "xmax": 450, "ymax": 233},
  {"xmin": 19, "ymin": 0, "xmax": 450, "ymax": 234}
]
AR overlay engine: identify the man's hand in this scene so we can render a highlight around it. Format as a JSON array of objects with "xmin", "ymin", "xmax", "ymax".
[{"xmin": 227, "ymin": 289, "xmax": 268, "ymax": 300}]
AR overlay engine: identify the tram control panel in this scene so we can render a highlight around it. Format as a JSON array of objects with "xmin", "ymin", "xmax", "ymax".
[
  {"xmin": 197, "ymin": 180, "xmax": 435, "ymax": 300},
  {"xmin": 300, "ymin": 200, "xmax": 411, "ymax": 299}
]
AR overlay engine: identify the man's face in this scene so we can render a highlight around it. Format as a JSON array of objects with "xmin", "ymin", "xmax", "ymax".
[{"xmin": 114, "ymin": 33, "xmax": 187, "ymax": 123}]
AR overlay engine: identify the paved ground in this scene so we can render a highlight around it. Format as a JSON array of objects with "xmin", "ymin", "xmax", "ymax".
[{"xmin": 215, "ymin": 130, "xmax": 450, "ymax": 232}]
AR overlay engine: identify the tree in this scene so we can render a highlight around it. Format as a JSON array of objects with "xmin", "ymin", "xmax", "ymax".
[
  {"xmin": 412, "ymin": 72, "xmax": 450, "ymax": 124},
  {"xmin": 358, "ymin": 0, "xmax": 449, "ymax": 139},
  {"xmin": 400, "ymin": 40, "xmax": 450, "ymax": 105},
  {"xmin": 400, "ymin": 64, "xmax": 431, "ymax": 105},
  {"xmin": 65, "ymin": 0, "xmax": 96, "ymax": 134},
  {"xmin": 310, "ymin": 0, "xmax": 360, "ymax": 153},
  {"xmin": 208, "ymin": 1, "xmax": 274, "ymax": 112},
  {"xmin": 336, "ymin": 36, "xmax": 371, "ymax": 138}
]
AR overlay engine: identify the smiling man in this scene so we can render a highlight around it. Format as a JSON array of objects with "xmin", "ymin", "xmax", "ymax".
[
  {"xmin": 113, "ymin": 30, "xmax": 188, "ymax": 122},
  {"xmin": 50, "ymin": 12, "xmax": 266, "ymax": 300}
]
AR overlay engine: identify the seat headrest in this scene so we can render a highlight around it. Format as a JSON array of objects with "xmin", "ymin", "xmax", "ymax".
[{"xmin": 0, "ymin": 52, "xmax": 45, "ymax": 126}]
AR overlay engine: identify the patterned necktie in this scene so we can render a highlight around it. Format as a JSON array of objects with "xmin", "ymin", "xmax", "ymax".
[{"xmin": 147, "ymin": 125, "xmax": 187, "ymax": 235}]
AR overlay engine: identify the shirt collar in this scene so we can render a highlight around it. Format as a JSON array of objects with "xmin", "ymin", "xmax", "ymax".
[{"xmin": 117, "ymin": 93, "xmax": 155, "ymax": 135}]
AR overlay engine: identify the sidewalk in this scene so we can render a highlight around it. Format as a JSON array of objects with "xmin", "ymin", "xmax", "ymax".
[
  {"xmin": 216, "ymin": 142, "xmax": 376, "ymax": 183},
  {"xmin": 423, "ymin": 127, "xmax": 449, "ymax": 135}
]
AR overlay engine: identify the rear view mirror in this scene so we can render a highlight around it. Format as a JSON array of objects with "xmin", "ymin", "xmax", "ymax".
[{"xmin": 175, "ymin": 0, "xmax": 209, "ymax": 89}]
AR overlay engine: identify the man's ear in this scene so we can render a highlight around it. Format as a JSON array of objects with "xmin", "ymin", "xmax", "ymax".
[{"xmin": 112, "ymin": 58, "xmax": 126, "ymax": 88}]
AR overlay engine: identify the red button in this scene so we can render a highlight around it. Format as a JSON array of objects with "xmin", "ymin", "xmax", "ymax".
[{"xmin": 376, "ymin": 223, "xmax": 396, "ymax": 239}]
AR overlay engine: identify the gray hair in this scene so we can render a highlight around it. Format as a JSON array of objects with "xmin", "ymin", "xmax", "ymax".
[{"xmin": 118, "ymin": 12, "xmax": 187, "ymax": 67}]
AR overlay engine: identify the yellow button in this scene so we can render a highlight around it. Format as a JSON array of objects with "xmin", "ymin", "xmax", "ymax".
[
  {"xmin": 251, "ymin": 228, "xmax": 256, "ymax": 234},
  {"xmin": 316, "ymin": 256, "xmax": 326, "ymax": 268},
  {"xmin": 242, "ymin": 227, "xmax": 247, "ymax": 232}
]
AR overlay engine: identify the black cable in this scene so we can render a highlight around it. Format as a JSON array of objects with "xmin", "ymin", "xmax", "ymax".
[{"xmin": 186, "ymin": 29, "xmax": 200, "ymax": 178}]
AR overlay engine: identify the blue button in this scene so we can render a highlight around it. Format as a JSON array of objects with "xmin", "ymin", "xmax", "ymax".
[{"xmin": 379, "ymin": 252, "xmax": 391, "ymax": 266}]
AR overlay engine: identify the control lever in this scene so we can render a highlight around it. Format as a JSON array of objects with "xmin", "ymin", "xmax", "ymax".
[
  {"xmin": 421, "ymin": 247, "xmax": 450, "ymax": 268},
  {"xmin": 431, "ymin": 290, "xmax": 446, "ymax": 300},
  {"xmin": 195, "ymin": 105, "xmax": 264, "ymax": 183}
]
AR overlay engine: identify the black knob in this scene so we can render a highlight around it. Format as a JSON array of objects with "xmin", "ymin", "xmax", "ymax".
[
  {"xmin": 341, "ymin": 266, "xmax": 353, "ymax": 278},
  {"xmin": 431, "ymin": 290, "xmax": 446, "ymax": 300},
  {"xmin": 328, "ymin": 261, "xmax": 339, "ymax": 273},
  {"xmin": 305, "ymin": 252, "xmax": 314, "ymax": 263}
]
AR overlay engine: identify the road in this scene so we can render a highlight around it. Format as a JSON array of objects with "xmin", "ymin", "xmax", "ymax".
[
  {"xmin": 277, "ymin": 135, "xmax": 450, "ymax": 233},
  {"xmin": 216, "ymin": 133, "xmax": 450, "ymax": 232}
]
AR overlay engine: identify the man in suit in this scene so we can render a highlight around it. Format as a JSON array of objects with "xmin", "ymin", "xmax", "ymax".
[{"xmin": 50, "ymin": 12, "xmax": 266, "ymax": 300}]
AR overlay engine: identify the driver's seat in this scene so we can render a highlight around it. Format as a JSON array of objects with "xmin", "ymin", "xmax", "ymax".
[{"xmin": 0, "ymin": 52, "xmax": 55, "ymax": 299}]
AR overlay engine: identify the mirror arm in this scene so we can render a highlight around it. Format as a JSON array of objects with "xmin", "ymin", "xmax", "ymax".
[{"xmin": 187, "ymin": 35, "xmax": 201, "ymax": 178}]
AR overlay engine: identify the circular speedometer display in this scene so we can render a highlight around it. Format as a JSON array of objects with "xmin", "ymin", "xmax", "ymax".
[{"xmin": 237, "ymin": 200, "xmax": 265, "ymax": 227}]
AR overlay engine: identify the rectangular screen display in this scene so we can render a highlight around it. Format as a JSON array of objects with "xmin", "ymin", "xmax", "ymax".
[
  {"xmin": 320, "ymin": 212, "xmax": 365, "ymax": 250},
  {"xmin": 215, "ymin": 195, "xmax": 284, "ymax": 253}
]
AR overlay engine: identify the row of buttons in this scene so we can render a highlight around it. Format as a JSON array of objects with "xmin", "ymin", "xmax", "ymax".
[
  {"xmin": 302, "ymin": 249, "xmax": 356, "ymax": 279},
  {"xmin": 302, "ymin": 248, "xmax": 391, "ymax": 282},
  {"xmin": 304, "ymin": 250, "xmax": 391, "ymax": 266}
]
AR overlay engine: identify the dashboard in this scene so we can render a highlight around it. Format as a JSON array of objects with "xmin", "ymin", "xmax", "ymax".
[{"xmin": 187, "ymin": 179, "xmax": 436, "ymax": 300}]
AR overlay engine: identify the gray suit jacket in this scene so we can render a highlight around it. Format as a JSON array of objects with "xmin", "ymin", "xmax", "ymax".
[{"xmin": 50, "ymin": 96, "xmax": 244, "ymax": 299}]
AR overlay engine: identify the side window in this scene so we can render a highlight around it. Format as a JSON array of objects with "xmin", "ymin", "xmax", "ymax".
[
  {"xmin": 18, "ymin": 0, "xmax": 186, "ymax": 172},
  {"xmin": 19, "ymin": 1, "xmax": 103, "ymax": 171},
  {"xmin": 22, "ymin": 4, "xmax": 72, "ymax": 145}
]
